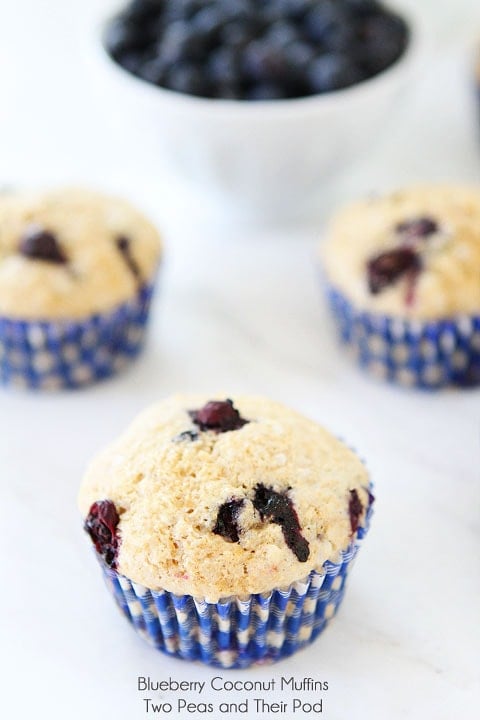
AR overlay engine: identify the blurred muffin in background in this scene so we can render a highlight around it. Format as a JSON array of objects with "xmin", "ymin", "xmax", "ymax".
[
  {"xmin": 321, "ymin": 185, "xmax": 480, "ymax": 389},
  {"xmin": 0, "ymin": 188, "xmax": 162, "ymax": 389}
]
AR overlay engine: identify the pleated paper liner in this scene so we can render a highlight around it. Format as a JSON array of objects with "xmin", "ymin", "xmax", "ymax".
[
  {"xmin": 98, "ymin": 511, "xmax": 371, "ymax": 669},
  {"xmin": 0, "ymin": 282, "xmax": 156, "ymax": 390},
  {"xmin": 326, "ymin": 285, "xmax": 480, "ymax": 389}
]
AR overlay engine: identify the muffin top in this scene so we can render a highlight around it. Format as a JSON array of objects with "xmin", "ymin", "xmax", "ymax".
[
  {"xmin": 78, "ymin": 395, "xmax": 371, "ymax": 602},
  {"xmin": 322, "ymin": 185, "xmax": 480, "ymax": 320},
  {"xmin": 0, "ymin": 188, "xmax": 161, "ymax": 319}
]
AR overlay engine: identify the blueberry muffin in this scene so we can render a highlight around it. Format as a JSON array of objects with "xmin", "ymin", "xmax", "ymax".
[
  {"xmin": 0, "ymin": 188, "xmax": 162, "ymax": 389},
  {"xmin": 78, "ymin": 395, "xmax": 373, "ymax": 668},
  {"xmin": 322, "ymin": 185, "xmax": 480, "ymax": 388}
]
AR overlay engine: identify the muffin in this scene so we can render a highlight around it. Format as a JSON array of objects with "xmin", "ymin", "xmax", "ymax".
[
  {"xmin": 78, "ymin": 395, "xmax": 373, "ymax": 668},
  {"xmin": 322, "ymin": 185, "xmax": 480, "ymax": 388},
  {"xmin": 0, "ymin": 188, "xmax": 162, "ymax": 389}
]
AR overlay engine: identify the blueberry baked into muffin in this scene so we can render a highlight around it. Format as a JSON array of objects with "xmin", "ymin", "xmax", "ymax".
[
  {"xmin": 105, "ymin": 0, "xmax": 409, "ymax": 100},
  {"xmin": 0, "ymin": 188, "xmax": 161, "ymax": 389},
  {"xmin": 322, "ymin": 185, "xmax": 480, "ymax": 388},
  {"xmin": 79, "ymin": 395, "xmax": 373, "ymax": 668}
]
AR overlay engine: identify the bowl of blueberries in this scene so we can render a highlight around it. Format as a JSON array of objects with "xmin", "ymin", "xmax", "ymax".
[{"xmin": 98, "ymin": 0, "xmax": 417, "ymax": 222}]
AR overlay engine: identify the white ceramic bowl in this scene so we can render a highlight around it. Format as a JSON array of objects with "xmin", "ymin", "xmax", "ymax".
[{"xmin": 92, "ymin": 3, "xmax": 420, "ymax": 224}]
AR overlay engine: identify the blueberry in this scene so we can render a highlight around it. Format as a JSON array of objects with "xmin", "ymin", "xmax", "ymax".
[
  {"xmin": 190, "ymin": 4, "xmax": 225, "ymax": 38},
  {"xmin": 349, "ymin": 489, "xmax": 363, "ymax": 534},
  {"xmin": 367, "ymin": 247, "xmax": 421, "ymax": 295},
  {"xmin": 156, "ymin": 20, "xmax": 204, "ymax": 65},
  {"xmin": 213, "ymin": 499, "xmax": 245, "ymax": 542},
  {"xmin": 220, "ymin": 0, "xmax": 254, "ymax": 22},
  {"xmin": 264, "ymin": 0, "xmax": 313, "ymax": 23},
  {"xmin": 108, "ymin": 0, "xmax": 410, "ymax": 100},
  {"xmin": 220, "ymin": 20, "xmax": 260, "ymax": 49},
  {"xmin": 308, "ymin": 53, "xmax": 361, "ymax": 93},
  {"xmin": 116, "ymin": 235, "xmax": 141, "ymax": 282},
  {"xmin": 303, "ymin": 2, "xmax": 344, "ymax": 44},
  {"xmin": 345, "ymin": 0, "xmax": 381, "ymax": 18},
  {"xmin": 84, "ymin": 500, "xmax": 120, "ymax": 569},
  {"xmin": 283, "ymin": 41, "xmax": 318, "ymax": 95},
  {"xmin": 285, "ymin": 40, "xmax": 317, "ymax": 70},
  {"xmin": 396, "ymin": 217, "xmax": 439, "ymax": 240},
  {"xmin": 246, "ymin": 82, "xmax": 287, "ymax": 100},
  {"xmin": 357, "ymin": 13, "xmax": 408, "ymax": 73},
  {"xmin": 137, "ymin": 55, "xmax": 168, "ymax": 84},
  {"xmin": 242, "ymin": 40, "xmax": 289, "ymax": 83},
  {"xmin": 166, "ymin": 62, "xmax": 209, "ymax": 95},
  {"xmin": 322, "ymin": 22, "xmax": 356, "ymax": 54},
  {"xmin": 253, "ymin": 484, "xmax": 309, "ymax": 562},
  {"xmin": 212, "ymin": 83, "xmax": 244, "ymax": 99},
  {"xmin": 207, "ymin": 46, "xmax": 242, "ymax": 86},
  {"xmin": 163, "ymin": 0, "xmax": 202, "ymax": 23},
  {"xmin": 264, "ymin": 20, "xmax": 301, "ymax": 49},
  {"xmin": 189, "ymin": 399, "xmax": 249, "ymax": 432},
  {"xmin": 19, "ymin": 226, "xmax": 67, "ymax": 264},
  {"xmin": 123, "ymin": 0, "xmax": 164, "ymax": 24},
  {"xmin": 104, "ymin": 15, "xmax": 150, "ymax": 60},
  {"xmin": 117, "ymin": 50, "xmax": 146, "ymax": 75}
]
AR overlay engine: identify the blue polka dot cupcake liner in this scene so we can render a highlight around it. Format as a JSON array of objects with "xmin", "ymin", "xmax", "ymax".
[
  {"xmin": 97, "ymin": 505, "xmax": 372, "ymax": 670},
  {"xmin": 326, "ymin": 285, "xmax": 480, "ymax": 389},
  {"xmin": 0, "ymin": 283, "xmax": 155, "ymax": 390}
]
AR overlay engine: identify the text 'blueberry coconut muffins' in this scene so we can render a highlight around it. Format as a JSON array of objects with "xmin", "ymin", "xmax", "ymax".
[
  {"xmin": 78, "ymin": 395, "xmax": 373, "ymax": 668},
  {"xmin": 0, "ymin": 188, "xmax": 162, "ymax": 389},
  {"xmin": 321, "ymin": 185, "xmax": 480, "ymax": 388}
]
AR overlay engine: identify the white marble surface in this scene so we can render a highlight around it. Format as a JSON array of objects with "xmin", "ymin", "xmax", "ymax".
[{"xmin": 0, "ymin": 1, "xmax": 479, "ymax": 719}]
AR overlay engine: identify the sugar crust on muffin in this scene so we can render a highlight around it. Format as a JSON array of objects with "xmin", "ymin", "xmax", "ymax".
[
  {"xmin": 78, "ymin": 395, "xmax": 370, "ymax": 601},
  {"xmin": 322, "ymin": 185, "xmax": 480, "ymax": 319},
  {"xmin": 0, "ymin": 187, "xmax": 161, "ymax": 319}
]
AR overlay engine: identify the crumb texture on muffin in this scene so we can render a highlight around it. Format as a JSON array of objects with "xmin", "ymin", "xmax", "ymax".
[
  {"xmin": 78, "ymin": 395, "xmax": 370, "ymax": 601},
  {"xmin": 322, "ymin": 185, "xmax": 480, "ymax": 319},
  {"xmin": 0, "ymin": 188, "xmax": 162, "ymax": 319}
]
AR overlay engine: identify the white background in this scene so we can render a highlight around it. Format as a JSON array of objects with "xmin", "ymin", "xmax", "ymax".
[{"xmin": 0, "ymin": 1, "xmax": 479, "ymax": 719}]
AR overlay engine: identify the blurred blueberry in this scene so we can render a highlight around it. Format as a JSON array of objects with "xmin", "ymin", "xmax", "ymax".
[
  {"xmin": 163, "ymin": 0, "xmax": 203, "ymax": 23},
  {"xmin": 191, "ymin": 4, "xmax": 226, "ymax": 37},
  {"xmin": 220, "ymin": 19, "xmax": 260, "ymax": 48},
  {"xmin": 166, "ymin": 62, "xmax": 210, "ymax": 95},
  {"xmin": 108, "ymin": 0, "xmax": 409, "ymax": 100},
  {"xmin": 303, "ymin": 2, "xmax": 345, "ymax": 43},
  {"xmin": 221, "ymin": 0, "xmax": 255, "ymax": 22},
  {"xmin": 264, "ymin": 0, "xmax": 314, "ymax": 23},
  {"xmin": 104, "ymin": 16, "xmax": 151, "ymax": 59},
  {"xmin": 207, "ymin": 46, "xmax": 242, "ymax": 85},
  {"xmin": 242, "ymin": 40, "xmax": 289, "ymax": 82},
  {"xmin": 155, "ymin": 20, "xmax": 189, "ymax": 64},
  {"xmin": 265, "ymin": 20, "xmax": 301, "ymax": 49},
  {"xmin": 345, "ymin": 0, "xmax": 381, "ymax": 18},
  {"xmin": 137, "ymin": 55, "xmax": 168, "ymax": 84},
  {"xmin": 324, "ymin": 21, "xmax": 356, "ymax": 53},
  {"xmin": 308, "ymin": 53, "xmax": 362, "ymax": 92},
  {"xmin": 156, "ymin": 19, "xmax": 209, "ymax": 65},
  {"xmin": 246, "ymin": 82, "xmax": 287, "ymax": 100},
  {"xmin": 116, "ymin": 50, "xmax": 146, "ymax": 75},
  {"xmin": 285, "ymin": 40, "xmax": 317, "ymax": 69},
  {"xmin": 357, "ymin": 13, "xmax": 408, "ymax": 73},
  {"xmin": 123, "ymin": 0, "xmax": 164, "ymax": 24},
  {"xmin": 212, "ymin": 82, "xmax": 244, "ymax": 99}
]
